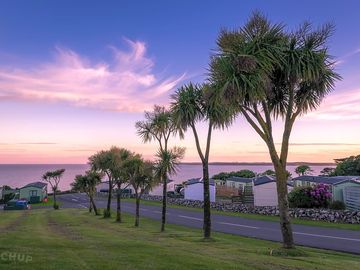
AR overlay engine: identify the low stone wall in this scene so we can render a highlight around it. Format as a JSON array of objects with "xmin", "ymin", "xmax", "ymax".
[{"xmin": 140, "ymin": 195, "xmax": 360, "ymax": 224}]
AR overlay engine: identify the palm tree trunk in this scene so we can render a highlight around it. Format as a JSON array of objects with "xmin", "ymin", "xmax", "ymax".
[
  {"xmin": 105, "ymin": 181, "xmax": 112, "ymax": 218},
  {"xmin": 90, "ymin": 196, "xmax": 99, "ymax": 215},
  {"xmin": 89, "ymin": 196, "xmax": 92, "ymax": 213},
  {"xmin": 161, "ymin": 174, "xmax": 167, "ymax": 232},
  {"xmin": 274, "ymin": 165, "xmax": 294, "ymax": 248},
  {"xmin": 53, "ymin": 191, "xmax": 57, "ymax": 209},
  {"xmin": 202, "ymin": 162, "xmax": 211, "ymax": 239},
  {"xmin": 135, "ymin": 196, "xmax": 140, "ymax": 227},
  {"xmin": 116, "ymin": 184, "xmax": 122, "ymax": 222}
]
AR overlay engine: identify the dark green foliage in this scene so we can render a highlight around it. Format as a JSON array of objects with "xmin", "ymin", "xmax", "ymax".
[
  {"xmin": 2, "ymin": 185, "xmax": 12, "ymax": 190},
  {"xmin": 329, "ymin": 200, "xmax": 346, "ymax": 210},
  {"xmin": 3, "ymin": 193, "xmax": 15, "ymax": 203},
  {"xmin": 53, "ymin": 204, "xmax": 59, "ymax": 210},
  {"xmin": 333, "ymin": 155, "xmax": 360, "ymax": 176},
  {"xmin": 103, "ymin": 209, "xmax": 111, "ymax": 218},
  {"xmin": 212, "ymin": 169, "xmax": 256, "ymax": 180},
  {"xmin": 295, "ymin": 165, "xmax": 313, "ymax": 176},
  {"xmin": 288, "ymin": 184, "xmax": 331, "ymax": 208},
  {"xmin": 261, "ymin": 170, "xmax": 276, "ymax": 176},
  {"xmin": 288, "ymin": 188, "xmax": 313, "ymax": 208},
  {"xmin": 320, "ymin": 167, "xmax": 335, "ymax": 176}
]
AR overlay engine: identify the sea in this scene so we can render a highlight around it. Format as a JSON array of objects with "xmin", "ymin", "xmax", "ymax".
[{"xmin": 0, "ymin": 164, "xmax": 332, "ymax": 192}]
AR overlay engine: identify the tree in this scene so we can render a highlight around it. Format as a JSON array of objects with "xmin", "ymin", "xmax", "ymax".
[
  {"xmin": 72, "ymin": 171, "xmax": 102, "ymax": 215},
  {"xmin": 295, "ymin": 165, "xmax": 313, "ymax": 176},
  {"xmin": 232, "ymin": 169, "xmax": 256, "ymax": 178},
  {"xmin": 320, "ymin": 167, "xmax": 335, "ymax": 176},
  {"xmin": 210, "ymin": 12, "xmax": 340, "ymax": 248},
  {"xmin": 333, "ymin": 155, "xmax": 360, "ymax": 176},
  {"xmin": 110, "ymin": 147, "xmax": 132, "ymax": 222},
  {"xmin": 261, "ymin": 170, "xmax": 276, "ymax": 176},
  {"xmin": 42, "ymin": 169, "xmax": 65, "ymax": 209},
  {"xmin": 212, "ymin": 169, "xmax": 256, "ymax": 179},
  {"xmin": 123, "ymin": 156, "xmax": 156, "ymax": 227},
  {"xmin": 171, "ymin": 83, "xmax": 234, "ymax": 238},
  {"xmin": 136, "ymin": 105, "xmax": 181, "ymax": 232},
  {"xmin": 89, "ymin": 150, "xmax": 115, "ymax": 218},
  {"xmin": 154, "ymin": 147, "xmax": 185, "ymax": 201}
]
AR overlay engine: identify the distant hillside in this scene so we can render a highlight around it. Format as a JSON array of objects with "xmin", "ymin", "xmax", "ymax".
[{"xmin": 181, "ymin": 162, "xmax": 335, "ymax": 166}]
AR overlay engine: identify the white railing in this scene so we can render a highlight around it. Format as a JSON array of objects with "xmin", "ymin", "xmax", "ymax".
[{"xmin": 343, "ymin": 186, "xmax": 360, "ymax": 211}]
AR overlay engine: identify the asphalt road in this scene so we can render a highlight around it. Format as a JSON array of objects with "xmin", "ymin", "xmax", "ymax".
[{"xmin": 57, "ymin": 193, "xmax": 360, "ymax": 254}]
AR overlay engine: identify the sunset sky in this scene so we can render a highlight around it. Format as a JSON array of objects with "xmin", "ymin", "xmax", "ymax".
[{"xmin": 0, "ymin": 0, "xmax": 359, "ymax": 164}]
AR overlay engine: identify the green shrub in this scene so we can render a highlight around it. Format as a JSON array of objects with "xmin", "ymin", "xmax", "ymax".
[
  {"xmin": 329, "ymin": 200, "xmax": 346, "ymax": 210},
  {"xmin": 53, "ymin": 204, "xmax": 60, "ymax": 210},
  {"xmin": 3, "ymin": 193, "xmax": 15, "ymax": 203},
  {"xmin": 103, "ymin": 209, "xmax": 111, "ymax": 218},
  {"xmin": 288, "ymin": 184, "xmax": 332, "ymax": 208},
  {"xmin": 288, "ymin": 187, "xmax": 313, "ymax": 208}
]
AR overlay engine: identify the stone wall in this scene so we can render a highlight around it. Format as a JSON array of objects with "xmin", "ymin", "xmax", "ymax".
[{"xmin": 140, "ymin": 195, "xmax": 360, "ymax": 224}]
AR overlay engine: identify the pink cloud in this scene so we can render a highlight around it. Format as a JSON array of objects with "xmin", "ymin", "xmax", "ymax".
[
  {"xmin": 0, "ymin": 38, "xmax": 185, "ymax": 112},
  {"xmin": 306, "ymin": 88, "xmax": 360, "ymax": 120}
]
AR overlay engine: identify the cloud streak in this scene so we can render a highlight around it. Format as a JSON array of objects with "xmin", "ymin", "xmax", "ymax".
[
  {"xmin": 0, "ymin": 142, "xmax": 57, "ymax": 145},
  {"xmin": 0, "ymin": 38, "xmax": 185, "ymax": 112},
  {"xmin": 306, "ymin": 88, "xmax": 360, "ymax": 120},
  {"xmin": 277, "ymin": 142, "xmax": 360, "ymax": 146}
]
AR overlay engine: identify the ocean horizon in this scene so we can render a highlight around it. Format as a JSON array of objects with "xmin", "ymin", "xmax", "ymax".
[{"xmin": 0, "ymin": 163, "xmax": 334, "ymax": 191}]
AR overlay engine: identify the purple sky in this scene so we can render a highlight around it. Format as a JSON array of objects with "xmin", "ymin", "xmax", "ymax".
[{"xmin": 0, "ymin": 1, "xmax": 359, "ymax": 163}]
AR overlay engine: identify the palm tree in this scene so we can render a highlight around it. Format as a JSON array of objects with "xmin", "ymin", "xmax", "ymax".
[
  {"xmin": 72, "ymin": 171, "xmax": 102, "ymax": 215},
  {"xmin": 89, "ymin": 150, "xmax": 114, "ymax": 218},
  {"xmin": 110, "ymin": 146, "xmax": 133, "ymax": 222},
  {"xmin": 42, "ymin": 169, "xmax": 65, "ymax": 209},
  {"xmin": 135, "ymin": 105, "xmax": 182, "ymax": 232},
  {"xmin": 210, "ymin": 12, "xmax": 340, "ymax": 248},
  {"xmin": 123, "ymin": 157, "xmax": 156, "ymax": 227},
  {"xmin": 171, "ymin": 83, "xmax": 234, "ymax": 238}
]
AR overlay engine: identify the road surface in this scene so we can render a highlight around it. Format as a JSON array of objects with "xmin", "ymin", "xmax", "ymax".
[{"xmin": 57, "ymin": 193, "xmax": 360, "ymax": 254}]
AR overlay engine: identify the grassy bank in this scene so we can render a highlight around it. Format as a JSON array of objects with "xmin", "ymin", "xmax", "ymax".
[
  {"xmin": 122, "ymin": 198, "xmax": 360, "ymax": 231},
  {"xmin": 0, "ymin": 208, "xmax": 359, "ymax": 270}
]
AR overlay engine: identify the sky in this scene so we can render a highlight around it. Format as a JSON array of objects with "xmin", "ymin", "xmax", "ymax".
[{"xmin": 0, "ymin": 0, "xmax": 359, "ymax": 164}]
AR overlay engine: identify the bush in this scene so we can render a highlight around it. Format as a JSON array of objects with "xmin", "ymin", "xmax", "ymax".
[
  {"xmin": 3, "ymin": 193, "xmax": 15, "ymax": 203},
  {"xmin": 103, "ymin": 209, "xmax": 111, "ymax": 218},
  {"xmin": 288, "ymin": 183, "xmax": 332, "ymax": 208},
  {"xmin": 288, "ymin": 187, "xmax": 313, "ymax": 208},
  {"xmin": 53, "ymin": 204, "xmax": 60, "ymax": 210},
  {"xmin": 329, "ymin": 200, "xmax": 346, "ymax": 210}
]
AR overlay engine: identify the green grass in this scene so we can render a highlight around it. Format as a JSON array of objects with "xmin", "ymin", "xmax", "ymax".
[
  {"xmin": 0, "ymin": 208, "xmax": 359, "ymax": 270},
  {"xmin": 30, "ymin": 197, "xmax": 61, "ymax": 208},
  {"xmin": 122, "ymin": 198, "xmax": 360, "ymax": 231}
]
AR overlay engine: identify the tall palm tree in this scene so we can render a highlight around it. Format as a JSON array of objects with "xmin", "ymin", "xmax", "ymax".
[
  {"xmin": 89, "ymin": 150, "xmax": 114, "ymax": 218},
  {"xmin": 171, "ymin": 83, "xmax": 234, "ymax": 239},
  {"xmin": 72, "ymin": 170, "xmax": 102, "ymax": 215},
  {"xmin": 123, "ymin": 157, "xmax": 156, "ymax": 227},
  {"xmin": 210, "ymin": 12, "xmax": 340, "ymax": 248},
  {"xmin": 154, "ymin": 147, "xmax": 185, "ymax": 231},
  {"xmin": 135, "ymin": 105, "xmax": 182, "ymax": 232},
  {"xmin": 42, "ymin": 169, "xmax": 65, "ymax": 209},
  {"xmin": 110, "ymin": 146, "xmax": 133, "ymax": 222}
]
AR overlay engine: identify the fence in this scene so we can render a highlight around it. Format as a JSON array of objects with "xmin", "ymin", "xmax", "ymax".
[{"xmin": 343, "ymin": 186, "xmax": 360, "ymax": 211}]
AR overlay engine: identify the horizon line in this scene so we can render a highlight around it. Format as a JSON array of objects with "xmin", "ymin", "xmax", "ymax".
[{"xmin": 0, "ymin": 161, "xmax": 336, "ymax": 166}]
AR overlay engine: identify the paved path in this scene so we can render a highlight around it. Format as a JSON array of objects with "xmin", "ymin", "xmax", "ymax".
[{"xmin": 58, "ymin": 193, "xmax": 360, "ymax": 254}]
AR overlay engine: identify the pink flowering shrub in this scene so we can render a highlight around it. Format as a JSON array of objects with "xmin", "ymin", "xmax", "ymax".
[{"xmin": 288, "ymin": 183, "xmax": 332, "ymax": 208}]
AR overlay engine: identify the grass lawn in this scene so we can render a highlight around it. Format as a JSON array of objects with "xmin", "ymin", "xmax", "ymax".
[
  {"xmin": 0, "ymin": 208, "xmax": 359, "ymax": 270},
  {"xmin": 122, "ymin": 198, "xmax": 360, "ymax": 231},
  {"xmin": 30, "ymin": 197, "xmax": 61, "ymax": 208}
]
